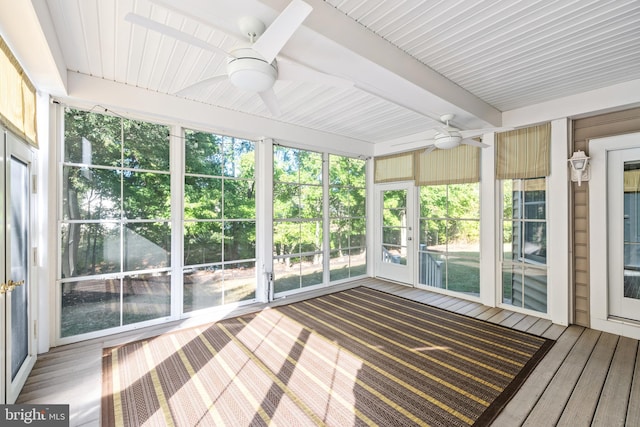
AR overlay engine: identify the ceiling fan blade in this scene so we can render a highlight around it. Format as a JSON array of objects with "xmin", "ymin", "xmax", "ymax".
[
  {"xmin": 174, "ymin": 75, "xmax": 228, "ymax": 96},
  {"xmin": 259, "ymin": 88, "xmax": 282, "ymax": 116},
  {"xmin": 125, "ymin": 13, "xmax": 232, "ymax": 57},
  {"xmin": 461, "ymin": 138, "xmax": 490, "ymax": 148},
  {"xmin": 424, "ymin": 146, "xmax": 437, "ymax": 154},
  {"xmin": 459, "ymin": 127, "xmax": 513, "ymax": 138},
  {"xmin": 277, "ymin": 57, "xmax": 352, "ymax": 88},
  {"xmin": 252, "ymin": 0, "xmax": 312, "ymax": 64}
]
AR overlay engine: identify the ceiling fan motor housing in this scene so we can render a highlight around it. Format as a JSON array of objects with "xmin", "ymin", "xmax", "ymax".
[
  {"xmin": 434, "ymin": 131, "xmax": 462, "ymax": 149},
  {"xmin": 227, "ymin": 47, "xmax": 278, "ymax": 92}
]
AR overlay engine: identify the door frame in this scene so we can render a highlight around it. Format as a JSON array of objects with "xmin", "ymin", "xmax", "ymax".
[
  {"xmin": 1, "ymin": 128, "xmax": 38, "ymax": 403},
  {"xmin": 374, "ymin": 182, "xmax": 417, "ymax": 285},
  {"xmin": 590, "ymin": 131, "xmax": 640, "ymax": 340}
]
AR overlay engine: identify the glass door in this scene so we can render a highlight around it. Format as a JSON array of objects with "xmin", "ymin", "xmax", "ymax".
[
  {"xmin": 608, "ymin": 147, "xmax": 640, "ymax": 322},
  {"xmin": 1, "ymin": 129, "xmax": 37, "ymax": 403},
  {"xmin": 376, "ymin": 183, "xmax": 415, "ymax": 284}
]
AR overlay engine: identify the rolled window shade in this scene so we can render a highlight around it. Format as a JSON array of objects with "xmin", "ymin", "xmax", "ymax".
[
  {"xmin": 0, "ymin": 36, "xmax": 38, "ymax": 148},
  {"xmin": 374, "ymin": 151, "xmax": 415, "ymax": 183},
  {"xmin": 496, "ymin": 123, "xmax": 550, "ymax": 180},
  {"xmin": 415, "ymin": 144, "xmax": 480, "ymax": 185}
]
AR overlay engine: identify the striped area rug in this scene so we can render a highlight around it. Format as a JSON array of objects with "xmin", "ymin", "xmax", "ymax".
[{"xmin": 102, "ymin": 287, "xmax": 553, "ymax": 426}]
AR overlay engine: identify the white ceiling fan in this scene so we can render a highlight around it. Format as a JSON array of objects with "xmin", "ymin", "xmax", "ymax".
[
  {"xmin": 412, "ymin": 114, "xmax": 512, "ymax": 154},
  {"xmin": 125, "ymin": 0, "xmax": 349, "ymax": 116}
]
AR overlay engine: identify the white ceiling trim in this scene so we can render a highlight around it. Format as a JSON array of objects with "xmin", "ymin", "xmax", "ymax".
[{"xmin": 503, "ymin": 79, "xmax": 640, "ymax": 128}]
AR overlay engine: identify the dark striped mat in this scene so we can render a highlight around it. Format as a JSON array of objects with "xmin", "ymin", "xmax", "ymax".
[{"xmin": 102, "ymin": 287, "xmax": 553, "ymax": 426}]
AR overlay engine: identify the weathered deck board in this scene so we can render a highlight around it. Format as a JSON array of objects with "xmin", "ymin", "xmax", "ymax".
[
  {"xmin": 555, "ymin": 332, "xmax": 619, "ymax": 426},
  {"xmin": 521, "ymin": 328, "xmax": 602, "ymax": 426},
  {"xmin": 490, "ymin": 325, "xmax": 584, "ymax": 427},
  {"xmin": 592, "ymin": 336, "xmax": 638, "ymax": 427}
]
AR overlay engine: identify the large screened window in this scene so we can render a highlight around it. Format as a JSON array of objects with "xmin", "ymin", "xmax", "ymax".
[
  {"xmin": 273, "ymin": 146, "xmax": 324, "ymax": 293},
  {"xmin": 329, "ymin": 155, "xmax": 367, "ymax": 281},
  {"xmin": 182, "ymin": 130, "xmax": 256, "ymax": 312},
  {"xmin": 60, "ymin": 109, "xmax": 171, "ymax": 337},
  {"xmin": 419, "ymin": 184, "xmax": 480, "ymax": 296},
  {"xmin": 502, "ymin": 178, "xmax": 548, "ymax": 312}
]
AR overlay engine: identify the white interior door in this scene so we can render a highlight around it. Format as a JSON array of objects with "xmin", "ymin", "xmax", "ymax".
[
  {"xmin": 375, "ymin": 183, "xmax": 415, "ymax": 284},
  {"xmin": 1, "ymin": 129, "xmax": 37, "ymax": 404},
  {"xmin": 608, "ymin": 147, "xmax": 640, "ymax": 322}
]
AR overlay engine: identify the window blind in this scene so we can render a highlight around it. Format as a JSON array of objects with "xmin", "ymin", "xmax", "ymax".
[{"xmin": 0, "ymin": 36, "xmax": 38, "ymax": 147}]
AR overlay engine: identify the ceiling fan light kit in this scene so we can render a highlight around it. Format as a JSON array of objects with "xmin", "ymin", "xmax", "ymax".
[
  {"xmin": 227, "ymin": 48, "xmax": 278, "ymax": 92},
  {"xmin": 434, "ymin": 132, "xmax": 463, "ymax": 149}
]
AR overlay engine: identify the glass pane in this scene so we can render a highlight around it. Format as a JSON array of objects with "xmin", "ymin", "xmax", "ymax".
[
  {"xmin": 502, "ymin": 263, "xmax": 518, "ymax": 304},
  {"xmin": 273, "ymin": 182, "xmax": 300, "ymax": 219},
  {"xmin": 420, "ymin": 219, "xmax": 446, "ymax": 252},
  {"xmin": 185, "ymin": 130, "xmax": 223, "ymax": 175},
  {"xmin": 330, "ymin": 219, "xmax": 350, "ymax": 250},
  {"xmin": 349, "ymin": 188, "xmax": 366, "ymax": 217},
  {"xmin": 447, "ymin": 255, "xmax": 480, "ymax": 296},
  {"xmin": 10, "ymin": 156, "xmax": 29, "ymax": 379},
  {"xmin": 61, "ymin": 279, "xmax": 121, "ymax": 337},
  {"xmin": 123, "ymin": 171, "xmax": 171, "ymax": 219},
  {"xmin": 382, "ymin": 245, "xmax": 406, "ymax": 265},
  {"xmin": 298, "ymin": 151, "xmax": 322, "ymax": 185},
  {"xmin": 300, "ymin": 254, "xmax": 323, "ymax": 288},
  {"xmin": 329, "ymin": 186, "xmax": 348, "ymax": 217},
  {"xmin": 448, "ymin": 183, "xmax": 480, "ymax": 218},
  {"xmin": 350, "ymin": 247, "xmax": 367, "ymax": 276},
  {"xmin": 224, "ymin": 221, "xmax": 256, "ymax": 261},
  {"xmin": 123, "ymin": 119, "xmax": 170, "ymax": 171},
  {"xmin": 223, "ymin": 262, "xmax": 256, "ymax": 303},
  {"xmin": 63, "ymin": 166, "xmax": 121, "ymax": 220},
  {"xmin": 224, "ymin": 179, "xmax": 255, "ymax": 219},
  {"xmin": 329, "ymin": 155, "xmax": 349, "ymax": 186},
  {"xmin": 623, "ymin": 163, "xmax": 640, "ymax": 300},
  {"xmin": 223, "ymin": 137, "xmax": 255, "ymax": 178},
  {"xmin": 274, "ymin": 260, "xmax": 301, "ymax": 293},
  {"xmin": 300, "ymin": 185, "xmax": 323, "ymax": 219},
  {"xmin": 183, "ymin": 266, "xmax": 224, "ymax": 312},
  {"xmin": 300, "ymin": 221, "xmax": 323, "ymax": 252},
  {"xmin": 351, "ymin": 218, "xmax": 366, "ymax": 248},
  {"xmin": 382, "ymin": 227, "xmax": 403, "ymax": 246},
  {"xmin": 350, "ymin": 159, "xmax": 366, "ymax": 188},
  {"xmin": 184, "ymin": 221, "xmax": 222, "ymax": 265},
  {"xmin": 184, "ymin": 176, "xmax": 222, "ymax": 220},
  {"xmin": 523, "ymin": 267, "xmax": 547, "ymax": 312},
  {"xmin": 383, "ymin": 190, "xmax": 406, "ymax": 209},
  {"xmin": 273, "ymin": 221, "xmax": 299, "ymax": 257},
  {"xmin": 124, "ymin": 222, "xmax": 171, "ymax": 271},
  {"xmin": 60, "ymin": 223, "xmax": 120, "ymax": 278},
  {"xmin": 329, "ymin": 250, "xmax": 349, "ymax": 282},
  {"xmin": 503, "ymin": 220, "xmax": 515, "ymax": 259},
  {"xmin": 503, "ymin": 180, "xmax": 515, "ymax": 219},
  {"xmin": 524, "ymin": 222, "xmax": 547, "ymax": 263},
  {"xmin": 64, "ymin": 109, "xmax": 122, "ymax": 167},
  {"xmin": 273, "ymin": 146, "xmax": 300, "ymax": 183},
  {"xmin": 418, "ymin": 250, "xmax": 444, "ymax": 287},
  {"xmin": 420, "ymin": 185, "xmax": 447, "ymax": 218},
  {"xmin": 122, "ymin": 273, "xmax": 171, "ymax": 325}
]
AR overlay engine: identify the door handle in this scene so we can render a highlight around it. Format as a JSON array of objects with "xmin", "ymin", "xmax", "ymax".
[{"xmin": 0, "ymin": 280, "xmax": 24, "ymax": 294}]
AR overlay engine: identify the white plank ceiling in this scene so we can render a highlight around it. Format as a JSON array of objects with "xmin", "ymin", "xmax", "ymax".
[{"xmin": 31, "ymin": 0, "xmax": 640, "ymax": 146}]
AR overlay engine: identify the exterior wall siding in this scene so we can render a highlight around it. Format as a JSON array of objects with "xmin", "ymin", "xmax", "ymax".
[{"xmin": 572, "ymin": 107, "xmax": 640, "ymax": 327}]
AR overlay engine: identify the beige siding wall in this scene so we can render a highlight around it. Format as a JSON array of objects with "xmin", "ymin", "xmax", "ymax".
[{"xmin": 572, "ymin": 107, "xmax": 640, "ymax": 327}]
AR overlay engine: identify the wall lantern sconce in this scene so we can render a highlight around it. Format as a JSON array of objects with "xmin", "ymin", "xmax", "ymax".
[{"xmin": 568, "ymin": 150, "xmax": 590, "ymax": 186}]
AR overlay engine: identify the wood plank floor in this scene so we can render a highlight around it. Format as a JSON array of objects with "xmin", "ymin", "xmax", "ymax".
[{"xmin": 17, "ymin": 277, "xmax": 640, "ymax": 426}]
